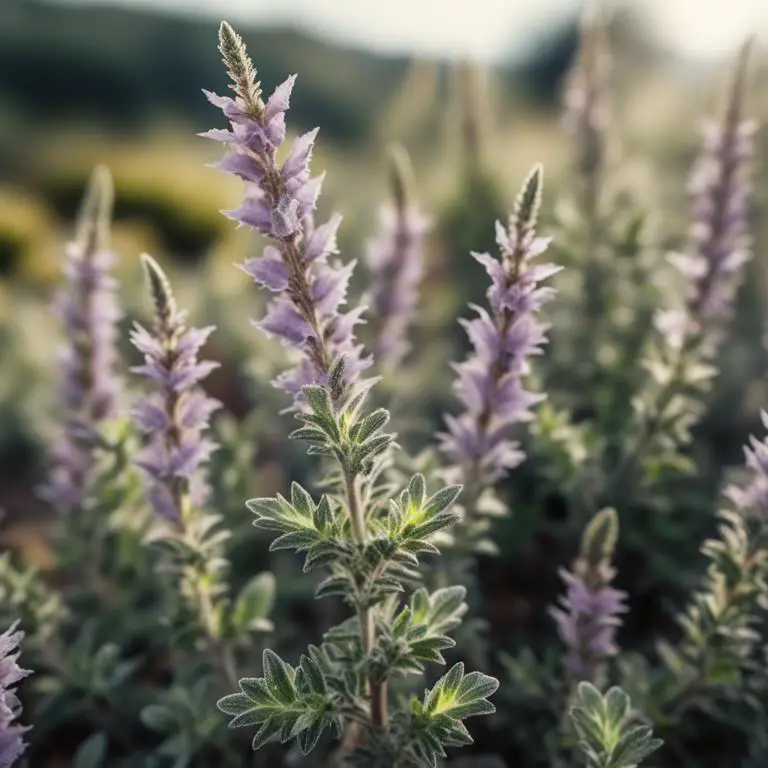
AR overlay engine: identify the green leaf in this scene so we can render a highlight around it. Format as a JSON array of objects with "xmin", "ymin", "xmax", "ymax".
[
  {"xmin": 297, "ymin": 716, "xmax": 326, "ymax": 755},
  {"xmin": 262, "ymin": 649, "xmax": 297, "ymax": 705},
  {"xmin": 408, "ymin": 473, "xmax": 427, "ymax": 509},
  {"xmin": 576, "ymin": 681, "xmax": 605, "ymax": 717},
  {"xmin": 304, "ymin": 385, "xmax": 334, "ymax": 419},
  {"xmin": 270, "ymin": 528, "xmax": 319, "ymax": 552},
  {"xmin": 141, "ymin": 704, "xmax": 177, "ymax": 733},
  {"xmin": 610, "ymin": 726, "xmax": 663, "ymax": 767},
  {"xmin": 288, "ymin": 426, "xmax": 327, "ymax": 443},
  {"xmin": 422, "ymin": 485, "xmax": 463, "ymax": 518},
  {"xmin": 423, "ymin": 663, "xmax": 498, "ymax": 720},
  {"xmin": 291, "ymin": 482, "xmax": 314, "ymax": 518},
  {"xmin": 216, "ymin": 692, "xmax": 253, "ymax": 716},
  {"xmin": 299, "ymin": 654, "xmax": 327, "ymax": 695},
  {"xmin": 232, "ymin": 572, "xmax": 276, "ymax": 632},
  {"xmin": 251, "ymin": 718, "xmax": 282, "ymax": 750},
  {"xmin": 312, "ymin": 495, "xmax": 333, "ymax": 531},
  {"xmin": 604, "ymin": 685, "xmax": 630, "ymax": 726},
  {"xmin": 350, "ymin": 408, "xmax": 390, "ymax": 443},
  {"xmin": 73, "ymin": 732, "xmax": 108, "ymax": 768},
  {"xmin": 315, "ymin": 574, "xmax": 352, "ymax": 600},
  {"xmin": 238, "ymin": 676, "xmax": 271, "ymax": 702}
]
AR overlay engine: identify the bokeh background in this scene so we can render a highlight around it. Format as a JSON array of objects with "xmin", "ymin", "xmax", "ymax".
[{"xmin": 3, "ymin": 0, "xmax": 768, "ymax": 764}]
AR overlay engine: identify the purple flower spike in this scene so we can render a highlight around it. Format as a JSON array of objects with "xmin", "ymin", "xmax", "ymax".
[
  {"xmin": 130, "ymin": 254, "xmax": 221, "ymax": 529},
  {"xmin": 364, "ymin": 145, "xmax": 430, "ymax": 370},
  {"xmin": 41, "ymin": 166, "xmax": 123, "ymax": 514},
  {"xmin": 439, "ymin": 165, "xmax": 559, "ymax": 489},
  {"xmin": 550, "ymin": 508, "xmax": 628, "ymax": 682},
  {"xmin": 205, "ymin": 22, "xmax": 370, "ymax": 407},
  {"xmin": 687, "ymin": 44, "xmax": 755, "ymax": 325},
  {"xmin": 0, "ymin": 622, "xmax": 31, "ymax": 768},
  {"xmin": 658, "ymin": 39, "xmax": 756, "ymax": 344}
]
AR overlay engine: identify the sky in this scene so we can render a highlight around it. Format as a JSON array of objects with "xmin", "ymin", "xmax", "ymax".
[{"xmin": 53, "ymin": 0, "xmax": 768, "ymax": 63}]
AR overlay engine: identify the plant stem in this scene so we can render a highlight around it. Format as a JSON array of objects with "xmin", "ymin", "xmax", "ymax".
[{"xmin": 344, "ymin": 471, "xmax": 388, "ymax": 731}]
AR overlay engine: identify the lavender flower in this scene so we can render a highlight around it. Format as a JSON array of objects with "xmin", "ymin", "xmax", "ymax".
[
  {"xmin": 131, "ymin": 254, "xmax": 221, "ymax": 529},
  {"xmin": 0, "ymin": 622, "xmax": 31, "ymax": 768},
  {"xmin": 656, "ymin": 38, "xmax": 756, "ymax": 347},
  {"xmin": 439, "ymin": 164, "xmax": 559, "ymax": 489},
  {"xmin": 42, "ymin": 166, "xmax": 122, "ymax": 514},
  {"xmin": 203, "ymin": 22, "xmax": 370, "ymax": 406},
  {"xmin": 364, "ymin": 145, "xmax": 430, "ymax": 369},
  {"xmin": 551, "ymin": 508, "xmax": 628, "ymax": 682}
]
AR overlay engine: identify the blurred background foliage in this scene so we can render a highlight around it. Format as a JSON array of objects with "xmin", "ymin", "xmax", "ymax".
[{"xmin": 3, "ymin": 0, "xmax": 768, "ymax": 764}]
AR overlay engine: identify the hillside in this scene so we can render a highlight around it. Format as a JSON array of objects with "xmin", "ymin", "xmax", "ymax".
[{"xmin": 0, "ymin": 0, "xmax": 412, "ymax": 143}]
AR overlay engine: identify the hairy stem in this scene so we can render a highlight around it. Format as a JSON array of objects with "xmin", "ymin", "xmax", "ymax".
[{"xmin": 344, "ymin": 471, "xmax": 388, "ymax": 731}]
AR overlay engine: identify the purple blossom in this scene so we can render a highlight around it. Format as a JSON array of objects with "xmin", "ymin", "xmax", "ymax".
[
  {"xmin": 657, "ymin": 40, "xmax": 756, "ymax": 343},
  {"xmin": 551, "ymin": 564, "xmax": 628, "ymax": 681},
  {"xmin": 204, "ymin": 22, "xmax": 370, "ymax": 407},
  {"xmin": 130, "ymin": 254, "xmax": 221, "ymax": 529},
  {"xmin": 439, "ymin": 165, "xmax": 559, "ymax": 489},
  {"xmin": 41, "ymin": 167, "xmax": 123, "ymax": 514},
  {"xmin": 550, "ymin": 507, "xmax": 627, "ymax": 681},
  {"xmin": 0, "ymin": 622, "xmax": 31, "ymax": 768},
  {"xmin": 364, "ymin": 146, "xmax": 430, "ymax": 369}
]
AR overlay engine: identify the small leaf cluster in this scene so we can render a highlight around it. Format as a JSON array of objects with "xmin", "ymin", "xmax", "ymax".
[
  {"xmin": 292, "ymin": 383, "xmax": 395, "ymax": 476},
  {"xmin": 218, "ymin": 649, "xmax": 340, "ymax": 755},
  {"xmin": 655, "ymin": 508, "xmax": 768, "ymax": 716},
  {"xmin": 408, "ymin": 662, "xmax": 499, "ymax": 768},
  {"xmin": 248, "ymin": 469, "xmax": 461, "ymax": 613},
  {"xmin": 376, "ymin": 586, "xmax": 468, "ymax": 676},
  {"xmin": 569, "ymin": 683, "xmax": 662, "ymax": 768}
]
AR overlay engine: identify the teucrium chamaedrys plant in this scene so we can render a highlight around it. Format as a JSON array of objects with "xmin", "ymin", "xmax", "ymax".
[
  {"xmin": 438, "ymin": 164, "xmax": 560, "ymax": 554},
  {"xmin": 0, "ymin": 622, "xmax": 31, "ymax": 768},
  {"xmin": 132, "ymin": 254, "xmax": 277, "ymax": 762},
  {"xmin": 41, "ymin": 165, "xmax": 123, "ymax": 514},
  {"xmin": 363, "ymin": 144, "xmax": 430, "ymax": 372},
  {"xmin": 131, "ymin": 254, "xmax": 275, "ymax": 673},
  {"xmin": 615, "ymin": 37, "xmax": 757, "ymax": 490},
  {"xmin": 207, "ymin": 22, "xmax": 497, "ymax": 766}
]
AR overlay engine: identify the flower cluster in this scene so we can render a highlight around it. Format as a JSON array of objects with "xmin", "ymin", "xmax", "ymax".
[
  {"xmin": 657, "ymin": 39, "xmax": 756, "ymax": 347},
  {"xmin": 551, "ymin": 508, "xmax": 628, "ymax": 682},
  {"xmin": 131, "ymin": 254, "xmax": 221, "ymax": 529},
  {"xmin": 364, "ymin": 145, "xmax": 430, "ymax": 369},
  {"xmin": 204, "ymin": 22, "xmax": 370, "ymax": 406},
  {"xmin": 440, "ymin": 164, "xmax": 559, "ymax": 490},
  {"xmin": 42, "ymin": 167, "xmax": 122, "ymax": 513},
  {"xmin": 0, "ymin": 622, "xmax": 30, "ymax": 768}
]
